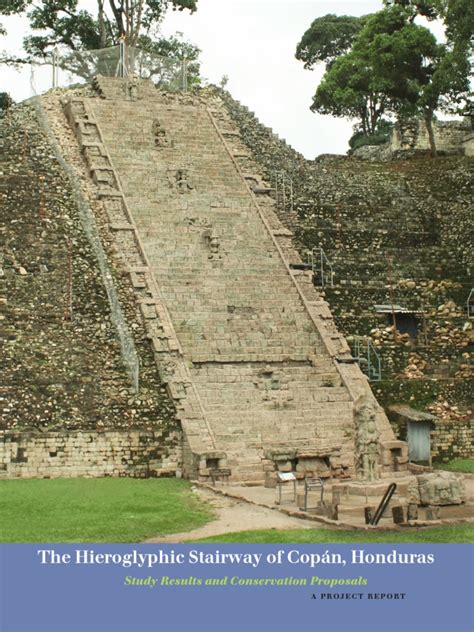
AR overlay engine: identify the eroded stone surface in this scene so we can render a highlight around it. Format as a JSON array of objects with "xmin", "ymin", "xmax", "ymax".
[{"xmin": 417, "ymin": 472, "xmax": 466, "ymax": 506}]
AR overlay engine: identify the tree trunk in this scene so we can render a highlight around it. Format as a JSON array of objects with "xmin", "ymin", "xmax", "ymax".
[
  {"xmin": 98, "ymin": 0, "xmax": 107, "ymax": 48},
  {"xmin": 108, "ymin": 0, "xmax": 125, "ymax": 38},
  {"xmin": 424, "ymin": 109, "xmax": 437, "ymax": 158}
]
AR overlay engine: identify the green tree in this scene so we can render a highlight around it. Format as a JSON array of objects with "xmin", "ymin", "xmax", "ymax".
[
  {"xmin": 412, "ymin": 47, "xmax": 471, "ymax": 155},
  {"xmin": 312, "ymin": 50, "xmax": 387, "ymax": 135},
  {"xmin": 295, "ymin": 14, "xmax": 366, "ymax": 69},
  {"xmin": 1, "ymin": 0, "xmax": 197, "ymax": 58},
  {"xmin": 384, "ymin": 0, "xmax": 474, "ymax": 46},
  {"xmin": 311, "ymin": 7, "xmax": 440, "ymax": 134},
  {"xmin": 301, "ymin": 5, "xmax": 471, "ymax": 152},
  {"xmin": 383, "ymin": 1, "xmax": 473, "ymax": 153},
  {"xmin": 1, "ymin": 0, "xmax": 200, "ymax": 85}
]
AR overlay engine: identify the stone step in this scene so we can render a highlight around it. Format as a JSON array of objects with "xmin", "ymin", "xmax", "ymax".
[{"xmin": 78, "ymin": 83, "xmax": 402, "ymax": 483}]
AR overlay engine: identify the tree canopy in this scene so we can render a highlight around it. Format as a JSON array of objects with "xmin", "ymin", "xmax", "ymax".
[
  {"xmin": 1, "ymin": 0, "xmax": 200, "ymax": 86},
  {"xmin": 1, "ymin": 0, "xmax": 197, "ymax": 57},
  {"xmin": 297, "ymin": 3, "xmax": 473, "ymax": 152},
  {"xmin": 295, "ymin": 14, "xmax": 367, "ymax": 69}
]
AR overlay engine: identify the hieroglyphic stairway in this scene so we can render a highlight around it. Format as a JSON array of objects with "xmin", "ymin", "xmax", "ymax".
[{"xmin": 62, "ymin": 77, "xmax": 407, "ymax": 482}]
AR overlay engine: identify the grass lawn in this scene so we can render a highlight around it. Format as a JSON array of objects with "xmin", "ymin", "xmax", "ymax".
[
  {"xmin": 435, "ymin": 459, "xmax": 474, "ymax": 474},
  {"xmin": 0, "ymin": 477, "xmax": 214, "ymax": 543},
  {"xmin": 198, "ymin": 524, "xmax": 474, "ymax": 544}
]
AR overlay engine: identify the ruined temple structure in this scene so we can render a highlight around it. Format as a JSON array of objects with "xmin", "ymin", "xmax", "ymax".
[
  {"xmin": 2, "ymin": 73, "xmax": 472, "ymax": 494},
  {"xmin": 23, "ymin": 74, "xmax": 407, "ymax": 485}
]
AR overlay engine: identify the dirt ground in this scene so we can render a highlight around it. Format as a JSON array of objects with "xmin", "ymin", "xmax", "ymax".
[
  {"xmin": 144, "ymin": 486, "xmax": 315, "ymax": 543},
  {"xmin": 143, "ymin": 473, "xmax": 474, "ymax": 542}
]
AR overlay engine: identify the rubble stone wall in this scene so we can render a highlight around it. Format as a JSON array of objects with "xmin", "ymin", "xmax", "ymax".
[
  {"xmin": 0, "ymin": 430, "xmax": 182, "ymax": 479},
  {"xmin": 1, "ymin": 99, "xmax": 179, "ymax": 437}
]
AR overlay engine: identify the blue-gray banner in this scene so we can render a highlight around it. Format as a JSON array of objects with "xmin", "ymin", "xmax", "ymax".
[{"xmin": 0, "ymin": 544, "xmax": 473, "ymax": 631}]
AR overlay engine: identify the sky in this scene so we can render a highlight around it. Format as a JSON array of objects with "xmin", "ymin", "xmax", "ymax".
[{"xmin": 0, "ymin": 0, "xmax": 447, "ymax": 157}]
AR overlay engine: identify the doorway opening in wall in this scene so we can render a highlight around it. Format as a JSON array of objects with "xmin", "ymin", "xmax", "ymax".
[{"xmin": 374, "ymin": 304, "xmax": 422, "ymax": 339}]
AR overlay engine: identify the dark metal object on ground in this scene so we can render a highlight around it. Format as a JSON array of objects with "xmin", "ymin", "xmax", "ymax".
[{"xmin": 371, "ymin": 483, "xmax": 397, "ymax": 525}]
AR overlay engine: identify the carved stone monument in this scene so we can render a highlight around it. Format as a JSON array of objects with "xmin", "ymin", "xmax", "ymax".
[
  {"xmin": 355, "ymin": 396, "xmax": 381, "ymax": 481},
  {"xmin": 171, "ymin": 169, "xmax": 194, "ymax": 193},
  {"xmin": 417, "ymin": 471, "xmax": 466, "ymax": 506},
  {"xmin": 127, "ymin": 77, "xmax": 139, "ymax": 101},
  {"xmin": 152, "ymin": 119, "xmax": 172, "ymax": 148}
]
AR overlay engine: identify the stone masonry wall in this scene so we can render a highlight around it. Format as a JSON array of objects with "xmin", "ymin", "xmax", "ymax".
[
  {"xmin": 1, "ymin": 97, "xmax": 178, "ymax": 435},
  {"xmin": 391, "ymin": 118, "xmax": 472, "ymax": 154},
  {"xmin": 388, "ymin": 415, "xmax": 472, "ymax": 461},
  {"xmin": 59, "ymin": 76, "xmax": 406, "ymax": 483},
  {"xmin": 0, "ymin": 429, "xmax": 181, "ymax": 479},
  {"xmin": 431, "ymin": 419, "xmax": 473, "ymax": 461},
  {"xmin": 214, "ymin": 87, "xmax": 473, "ymax": 461},
  {"xmin": 56, "ymin": 88, "xmax": 218, "ymax": 479}
]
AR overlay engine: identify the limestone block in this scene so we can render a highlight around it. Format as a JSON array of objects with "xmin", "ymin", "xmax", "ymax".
[{"xmin": 417, "ymin": 472, "xmax": 465, "ymax": 506}]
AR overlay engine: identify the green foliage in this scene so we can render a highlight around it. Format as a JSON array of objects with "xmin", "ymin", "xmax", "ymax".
[
  {"xmin": 301, "ymin": 4, "xmax": 471, "ymax": 145},
  {"xmin": 0, "ymin": 92, "xmax": 14, "ymax": 115},
  {"xmin": 384, "ymin": 0, "xmax": 474, "ymax": 49},
  {"xmin": 0, "ymin": 0, "xmax": 33, "ymax": 35},
  {"xmin": 311, "ymin": 50, "xmax": 378, "ymax": 131},
  {"xmin": 349, "ymin": 121, "xmax": 393, "ymax": 149},
  {"xmin": 24, "ymin": 1, "xmax": 103, "ymax": 57},
  {"xmin": 0, "ymin": 0, "xmax": 32, "ymax": 15},
  {"xmin": 199, "ymin": 525, "xmax": 474, "ymax": 543},
  {"xmin": 437, "ymin": 0, "xmax": 474, "ymax": 50},
  {"xmin": 1, "ymin": 0, "xmax": 199, "ymax": 65},
  {"xmin": 310, "ymin": 7, "xmax": 441, "ymax": 134},
  {"xmin": 0, "ymin": 478, "xmax": 214, "ymax": 542},
  {"xmin": 137, "ymin": 32, "xmax": 201, "ymax": 87},
  {"xmin": 295, "ymin": 14, "xmax": 366, "ymax": 69},
  {"xmin": 383, "ymin": 0, "xmax": 438, "ymax": 20}
]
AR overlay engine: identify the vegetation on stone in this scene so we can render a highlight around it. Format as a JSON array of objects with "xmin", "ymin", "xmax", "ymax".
[
  {"xmin": 215, "ymin": 86, "xmax": 472, "ymax": 462},
  {"xmin": 0, "ymin": 101, "xmax": 178, "ymax": 433}
]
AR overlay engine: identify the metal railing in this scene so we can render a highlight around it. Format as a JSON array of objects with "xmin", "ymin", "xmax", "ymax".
[
  {"xmin": 310, "ymin": 246, "xmax": 334, "ymax": 288},
  {"xmin": 351, "ymin": 336, "xmax": 382, "ymax": 381},
  {"xmin": 467, "ymin": 288, "xmax": 474, "ymax": 318}
]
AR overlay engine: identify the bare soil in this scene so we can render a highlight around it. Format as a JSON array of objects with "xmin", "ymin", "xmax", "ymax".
[{"xmin": 144, "ymin": 486, "xmax": 315, "ymax": 543}]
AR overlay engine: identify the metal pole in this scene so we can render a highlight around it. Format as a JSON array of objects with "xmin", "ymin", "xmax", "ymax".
[
  {"xmin": 182, "ymin": 58, "xmax": 188, "ymax": 91},
  {"xmin": 52, "ymin": 47, "xmax": 59, "ymax": 88},
  {"xmin": 320, "ymin": 248, "xmax": 324, "ymax": 287},
  {"xmin": 367, "ymin": 340, "xmax": 371, "ymax": 380},
  {"xmin": 119, "ymin": 38, "xmax": 128, "ymax": 77}
]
